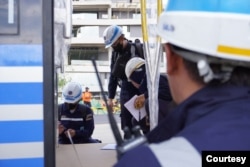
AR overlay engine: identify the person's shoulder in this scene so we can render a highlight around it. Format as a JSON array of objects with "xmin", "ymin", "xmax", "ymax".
[
  {"xmin": 160, "ymin": 74, "xmax": 169, "ymax": 81},
  {"xmin": 78, "ymin": 103, "xmax": 87, "ymax": 108},
  {"xmin": 125, "ymin": 41, "xmax": 133, "ymax": 50},
  {"xmin": 128, "ymin": 41, "xmax": 140, "ymax": 49},
  {"xmin": 58, "ymin": 103, "xmax": 64, "ymax": 108},
  {"xmin": 112, "ymin": 50, "xmax": 118, "ymax": 55},
  {"xmin": 78, "ymin": 103, "xmax": 93, "ymax": 112},
  {"xmin": 149, "ymin": 137, "xmax": 201, "ymax": 166}
]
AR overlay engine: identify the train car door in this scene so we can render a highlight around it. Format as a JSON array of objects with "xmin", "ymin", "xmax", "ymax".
[{"xmin": 0, "ymin": 0, "xmax": 55, "ymax": 166}]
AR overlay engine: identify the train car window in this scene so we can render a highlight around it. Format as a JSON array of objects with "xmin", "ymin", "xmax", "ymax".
[{"xmin": 0, "ymin": 0, "xmax": 19, "ymax": 35}]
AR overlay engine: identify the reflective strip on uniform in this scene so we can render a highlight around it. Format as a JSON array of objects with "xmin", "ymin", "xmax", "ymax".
[
  {"xmin": 61, "ymin": 117, "xmax": 83, "ymax": 121},
  {"xmin": 149, "ymin": 137, "xmax": 201, "ymax": 167}
]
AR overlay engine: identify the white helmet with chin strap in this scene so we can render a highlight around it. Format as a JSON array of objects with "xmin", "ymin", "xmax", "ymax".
[
  {"xmin": 125, "ymin": 57, "xmax": 145, "ymax": 82},
  {"xmin": 103, "ymin": 25, "xmax": 123, "ymax": 48},
  {"xmin": 62, "ymin": 82, "xmax": 82, "ymax": 104},
  {"xmin": 157, "ymin": 0, "xmax": 250, "ymax": 82}
]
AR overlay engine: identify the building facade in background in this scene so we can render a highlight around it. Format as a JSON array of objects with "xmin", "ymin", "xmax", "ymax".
[{"xmin": 62, "ymin": 0, "xmax": 166, "ymax": 99}]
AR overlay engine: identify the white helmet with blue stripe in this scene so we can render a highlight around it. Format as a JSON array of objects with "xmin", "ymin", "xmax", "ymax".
[
  {"xmin": 157, "ymin": 0, "xmax": 250, "ymax": 65},
  {"xmin": 103, "ymin": 25, "xmax": 123, "ymax": 48},
  {"xmin": 62, "ymin": 82, "xmax": 82, "ymax": 104}
]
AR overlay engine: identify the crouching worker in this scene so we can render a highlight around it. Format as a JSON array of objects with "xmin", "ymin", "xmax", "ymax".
[{"xmin": 58, "ymin": 82, "xmax": 101, "ymax": 144}]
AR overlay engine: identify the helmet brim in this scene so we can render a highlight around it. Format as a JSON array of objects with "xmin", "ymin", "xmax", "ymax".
[
  {"xmin": 105, "ymin": 44, "xmax": 112, "ymax": 49},
  {"xmin": 63, "ymin": 96, "xmax": 81, "ymax": 104}
]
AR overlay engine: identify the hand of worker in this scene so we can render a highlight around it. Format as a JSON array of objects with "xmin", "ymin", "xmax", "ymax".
[
  {"xmin": 134, "ymin": 94, "xmax": 145, "ymax": 109},
  {"xmin": 58, "ymin": 122, "xmax": 65, "ymax": 135},
  {"xmin": 107, "ymin": 98, "xmax": 114, "ymax": 112},
  {"xmin": 65, "ymin": 129, "xmax": 76, "ymax": 138}
]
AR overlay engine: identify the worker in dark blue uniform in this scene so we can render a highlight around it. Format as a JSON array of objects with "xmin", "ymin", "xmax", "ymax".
[
  {"xmin": 114, "ymin": 0, "xmax": 250, "ymax": 166},
  {"xmin": 103, "ymin": 25, "xmax": 141, "ymax": 136},
  {"xmin": 125, "ymin": 57, "xmax": 174, "ymax": 134},
  {"xmin": 58, "ymin": 82, "xmax": 100, "ymax": 144}
]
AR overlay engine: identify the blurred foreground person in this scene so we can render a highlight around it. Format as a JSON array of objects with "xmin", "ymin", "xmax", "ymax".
[{"xmin": 114, "ymin": 1, "xmax": 250, "ymax": 166}]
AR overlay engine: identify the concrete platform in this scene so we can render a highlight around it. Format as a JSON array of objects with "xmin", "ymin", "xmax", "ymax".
[{"xmin": 92, "ymin": 114, "xmax": 123, "ymax": 144}]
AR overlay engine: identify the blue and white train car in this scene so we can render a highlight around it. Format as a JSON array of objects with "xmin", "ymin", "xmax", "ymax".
[{"xmin": 0, "ymin": 0, "xmax": 55, "ymax": 166}]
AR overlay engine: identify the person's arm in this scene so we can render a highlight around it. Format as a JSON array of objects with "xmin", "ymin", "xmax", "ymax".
[
  {"xmin": 74, "ymin": 107, "xmax": 95, "ymax": 139},
  {"xmin": 108, "ymin": 51, "xmax": 118, "ymax": 100},
  {"xmin": 138, "ymin": 75, "xmax": 148, "ymax": 96},
  {"xmin": 58, "ymin": 104, "xmax": 67, "ymax": 137},
  {"xmin": 58, "ymin": 122, "xmax": 66, "ymax": 135},
  {"xmin": 108, "ymin": 74, "xmax": 118, "ymax": 108}
]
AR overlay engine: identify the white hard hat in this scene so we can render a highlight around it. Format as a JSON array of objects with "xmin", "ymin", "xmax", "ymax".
[
  {"xmin": 125, "ymin": 57, "xmax": 145, "ymax": 81},
  {"xmin": 157, "ymin": 0, "xmax": 250, "ymax": 65},
  {"xmin": 62, "ymin": 82, "xmax": 82, "ymax": 104},
  {"xmin": 103, "ymin": 25, "xmax": 123, "ymax": 48}
]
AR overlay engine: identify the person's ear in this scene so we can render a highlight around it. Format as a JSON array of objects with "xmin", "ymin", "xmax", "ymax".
[
  {"xmin": 165, "ymin": 43, "xmax": 181, "ymax": 74},
  {"xmin": 165, "ymin": 43, "xmax": 174, "ymax": 74}
]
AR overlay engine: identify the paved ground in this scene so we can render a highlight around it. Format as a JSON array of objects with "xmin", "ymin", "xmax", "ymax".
[
  {"xmin": 92, "ymin": 114, "xmax": 123, "ymax": 144},
  {"xmin": 93, "ymin": 113, "xmax": 120, "ymax": 124}
]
